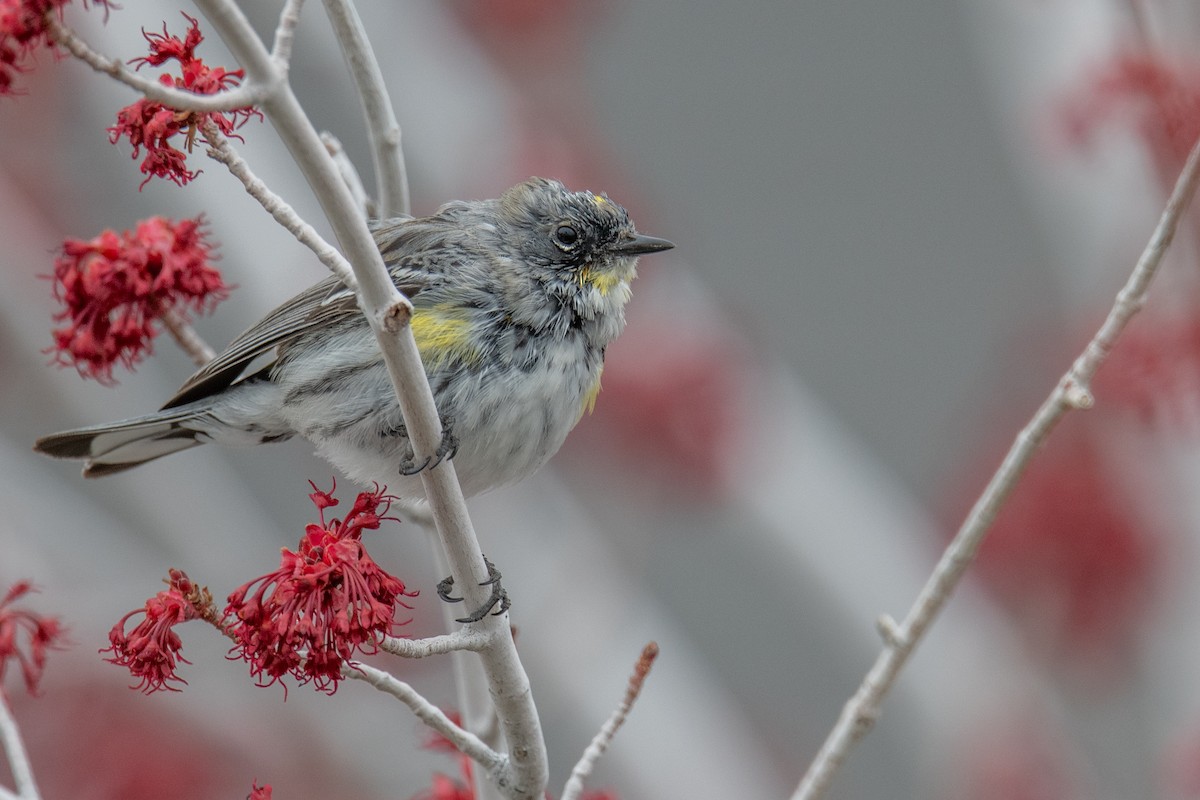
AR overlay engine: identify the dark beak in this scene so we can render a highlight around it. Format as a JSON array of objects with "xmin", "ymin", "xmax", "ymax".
[{"xmin": 612, "ymin": 233, "xmax": 675, "ymax": 256}]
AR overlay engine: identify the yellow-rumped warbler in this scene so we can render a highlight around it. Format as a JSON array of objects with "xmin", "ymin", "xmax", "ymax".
[{"xmin": 34, "ymin": 177, "xmax": 673, "ymax": 499}]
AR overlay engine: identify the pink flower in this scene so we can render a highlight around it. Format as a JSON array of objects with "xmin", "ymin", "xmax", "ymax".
[
  {"xmin": 102, "ymin": 569, "xmax": 214, "ymax": 694},
  {"xmin": 109, "ymin": 14, "xmax": 261, "ymax": 187},
  {"xmin": 248, "ymin": 782, "xmax": 273, "ymax": 800},
  {"xmin": 49, "ymin": 215, "xmax": 229, "ymax": 383},
  {"xmin": 0, "ymin": 581, "xmax": 65, "ymax": 694},
  {"xmin": 225, "ymin": 484, "xmax": 416, "ymax": 694}
]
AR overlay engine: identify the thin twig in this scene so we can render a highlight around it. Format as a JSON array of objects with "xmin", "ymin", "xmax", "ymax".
[
  {"xmin": 0, "ymin": 691, "xmax": 40, "ymax": 800},
  {"xmin": 201, "ymin": 122, "xmax": 358, "ymax": 290},
  {"xmin": 378, "ymin": 629, "xmax": 489, "ymax": 658},
  {"xmin": 321, "ymin": 132, "xmax": 374, "ymax": 218},
  {"xmin": 792, "ymin": 134, "xmax": 1200, "ymax": 800},
  {"xmin": 159, "ymin": 307, "xmax": 216, "ymax": 366},
  {"xmin": 343, "ymin": 660, "xmax": 506, "ymax": 775},
  {"xmin": 561, "ymin": 643, "xmax": 660, "ymax": 800},
  {"xmin": 269, "ymin": 0, "xmax": 306, "ymax": 70},
  {"xmin": 321, "ymin": 0, "xmax": 411, "ymax": 217},
  {"xmin": 45, "ymin": 16, "xmax": 270, "ymax": 112}
]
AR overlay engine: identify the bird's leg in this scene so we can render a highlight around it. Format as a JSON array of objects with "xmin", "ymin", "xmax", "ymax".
[
  {"xmin": 398, "ymin": 415, "xmax": 458, "ymax": 476},
  {"xmin": 436, "ymin": 555, "xmax": 510, "ymax": 624}
]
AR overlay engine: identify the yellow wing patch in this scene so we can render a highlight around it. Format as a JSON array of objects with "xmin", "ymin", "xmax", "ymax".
[{"xmin": 410, "ymin": 304, "xmax": 482, "ymax": 367}]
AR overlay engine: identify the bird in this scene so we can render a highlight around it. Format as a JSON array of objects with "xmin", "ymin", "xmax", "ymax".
[{"xmin": 34, "ymin": 177, "xmax": 674, "ymax": 500}]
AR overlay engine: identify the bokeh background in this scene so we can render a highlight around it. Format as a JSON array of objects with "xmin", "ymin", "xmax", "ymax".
[{"xmin": 5, "ymin": 1, "xmax": 1200, "ymax": 798}]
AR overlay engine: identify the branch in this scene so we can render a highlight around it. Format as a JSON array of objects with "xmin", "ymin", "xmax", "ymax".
[
  {"xmin": 0, "ymin": 691, "xmax": 40, "ymax": 800},
  {"xmin": 159, "ymin": 307, "xmax": 216, "ymax": 366},
  {"xmin": 321, "ymin": 0, "xmax": 411, "ymax": 217},
  {"xmin": 321, "ymin": 132, "xmax": 374, "ymax": 218},
  {"xmin": 342, "ymin": 661, "xmax": 506, "ymax": 776},
  {"xmin": 269, "ymin": 0, "xmax": 307, "ymax": 70},
  {"xmin": 378, "ymin": 629, "xmax": 489, "ymax": 658},
  {"xmin": 792, "ymin": 134, "xmax": 1200, "ymax": 800},
  {"xmin": 201, "ymin": 123, "xmax": 358, "ymax": 290},
  {"xmin": 561, "ymin": 643, "xmax": 659, "ymax": 800},
  {"xmin": 45, "ymin": 16, "xmax": 270, "ymax": 113}
]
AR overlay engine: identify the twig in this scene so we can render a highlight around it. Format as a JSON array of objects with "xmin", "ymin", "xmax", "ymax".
[
  {"xmin": 159, "ymin": 307, "xmax": 216, "ymax": 366},
  {"xmin": 561, "ymin": 643, "xmax": 660, "ymax": 800},
  {"xmin": 201, "ymin": 122, "xmax": 358, "ymax": 291},
  {"xmin": 321, "ymin": 0, "xmax": 411, "ymax": 217},
  {"xmin": 321, "ymin": 132, "xmax": 374, "ymax": 218},
  {"xmin": 378, "ymin": 629, "xmax": 489, "ymax": 658},
  {"xmin": 792, "ymin": 134, "xmax": 1200, "ymax": 800},
  {"xmin": 269, "ymin": 0, "xmax": 307, "ymax": 70},
  {"xmin": 342, "ymin": 660, "xmax": 506, "ymax": 776},
  {"xmin": 45, "ymin": 16, "xmax": 270, "ymax": 112},
  {"xmin": 0, "ymin": 691, "xmax": 40, "ymax": 800}
]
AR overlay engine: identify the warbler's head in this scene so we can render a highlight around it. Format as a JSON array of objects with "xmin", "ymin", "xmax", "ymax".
[{"xmin": 496, "ymin": 177, "xmax": 673, "ymax": 320}]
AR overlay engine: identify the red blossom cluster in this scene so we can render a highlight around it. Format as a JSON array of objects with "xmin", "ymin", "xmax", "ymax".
[
  {"xmin": 1095, "ymin": 313, "xmax": 1200, "ymax": 430},
  {"xmin": 0, "ymin": 581, "xmax": 65, "ymax": 694},
  {"xmin": 102, "ymin": 569, "xmax": 214, "ymax": 693},
  {"xmin": 224, "ymin": 483, "xmax": 416, "ymax": 694},
  {"xmin": 109, "ymin": 13, "xmax": 261, "ymax": 187},
  {"xmin": 0, "ymin": 0, "xmax": 109, "ymax": 95},
  {"xmin": 248, "ymin": 781, "xmax": 273, "ymax": 800},
  {"xmin": 49, "ymin": 215, "xmax": 229, "ymax": 383},
  {"xmin": 1063, "ymin": 51, "xmax": 1200, "ymax": 184}
]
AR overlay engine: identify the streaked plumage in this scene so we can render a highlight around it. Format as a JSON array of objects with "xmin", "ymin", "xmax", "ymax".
[{"xmin": 34, "ymin": 178, "xmax": 673, "ymax": 499}]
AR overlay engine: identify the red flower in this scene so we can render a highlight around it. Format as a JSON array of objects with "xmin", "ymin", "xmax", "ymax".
[
  {"xmin": 102, "ymin": 569, "xmax": 214, "ymax": 694},
  {"xmin": 414, "ymin": 773, "xmax": 474, "ymax": 800},
  {"xmin": 248, "ymin": 782, "xmax": 273, "ymax": 800},
  {"xmin": 109, "ymin": 13, "xmax": 261, "ymax": 187},
  {"xmin": 0, "ymin": 0, "xmax": 112, "ymax": 95},
  {"xmin": 1063, "ymin": 51, "xmax": 1200, "ymax": 186},
  {"xmin": 224, "ymin": 484, "xmax": 416, "ymax": 694},
  {"xmin": 1094, "ymin": 313, "xmax": 1200, "ymax": 430},
  {"xmin": 0, "ymin": 581, "xmax": 65, "ymax": 694},
  {"xmin": 49, "ymin": 215, "xmax": 229, "ymax": 383}
]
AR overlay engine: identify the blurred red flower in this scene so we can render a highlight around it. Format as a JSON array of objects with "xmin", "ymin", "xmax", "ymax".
[
  {"xmin": 0, "ymin": 581, "xmax": 64, "ymax": 695},
  {"xmin": 49, "ymin": 215, "xmax": 229, "ymax": 383}
]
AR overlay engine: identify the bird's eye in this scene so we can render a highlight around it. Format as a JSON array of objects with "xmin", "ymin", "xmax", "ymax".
[{"xmin": 554, "ymin": 224, "xmax": 579, "ymax": 248}]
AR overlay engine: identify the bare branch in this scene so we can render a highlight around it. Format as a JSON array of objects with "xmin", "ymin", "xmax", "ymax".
[
  {"xmin": 201, "ymin": 123, "xmax": 358, "ymax": 290},
  {"xmin": 378, "ymin": 629, "xmax": 489, "ymax": 658},
  {"xmin": 793, "ymin": 134, "xmax": 1200, "ymax": 800},
  {"xmin": 343, "ymin": 660, "xmax": 506, "ymax": 775},
  {"xmin": 321, "ymin": 0, "xmax": 411, "ymax": 217},
  {"xmin": 321, "ymin": 132, "xmax": 374, "ymax": 218},
  {"xmin": 561, "ymin": 643, "xmax": 660, "ymax": 800},
  {"xmin": 159, "ymin": 307, "xmax": 216, "ymax": 366},
  {"xmin": 270, "ymin": 0, "xmax": 307, "ymax": 70},
  {"xmin": 0, "ymin": 691, "xmax": 40, "ymax": 800}
]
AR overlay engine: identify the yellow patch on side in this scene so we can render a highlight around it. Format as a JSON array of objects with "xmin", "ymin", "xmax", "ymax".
[
  {"xmin": 578, "ymin": 368, "xmax": 603, "ymax": 422},
  {"xmin": 593, "ymin": 194, "xmax": 608, "ymax": 205},
  {"xmin": 578, "ymin": 265, "xmax": 621, "ymax": 296},
  {"xmin": 410, "ymin": 304, "xmax": 481, "ymax": 367}
]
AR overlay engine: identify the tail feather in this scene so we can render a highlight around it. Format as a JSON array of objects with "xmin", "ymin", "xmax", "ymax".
[{"xmin": 34, "ymin": 406, "xmax": 210, "ymax": 478}]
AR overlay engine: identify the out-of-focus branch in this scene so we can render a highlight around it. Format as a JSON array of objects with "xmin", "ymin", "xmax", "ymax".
[
  {"xmin": 321, "ymin": 0, "xmax": 411, "ymax": 217},
  {"xmin": 0, "ymin": 691, "xmax": 39, "ymax": 800},
  {"xmin": 793, "ymin": 133, "xmax": 1200, "ymax": 800},
  {"xmin": 321, "ymin": 132, "xmax": 374, "ymax": 218},
  {"xmin": 269, "ymin": 0, "xmax": 307, "ymax": 68},
  {"xmin": 202, "ymin": 123, "xmax": 358, "ymax": 290},
  {"xmin": 561, "ymin": 643, "xmax": 660, "ymax": 800},
  {"xmin": 159, "ymin": 307, "xmax": 215, "ymax": 366}
]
